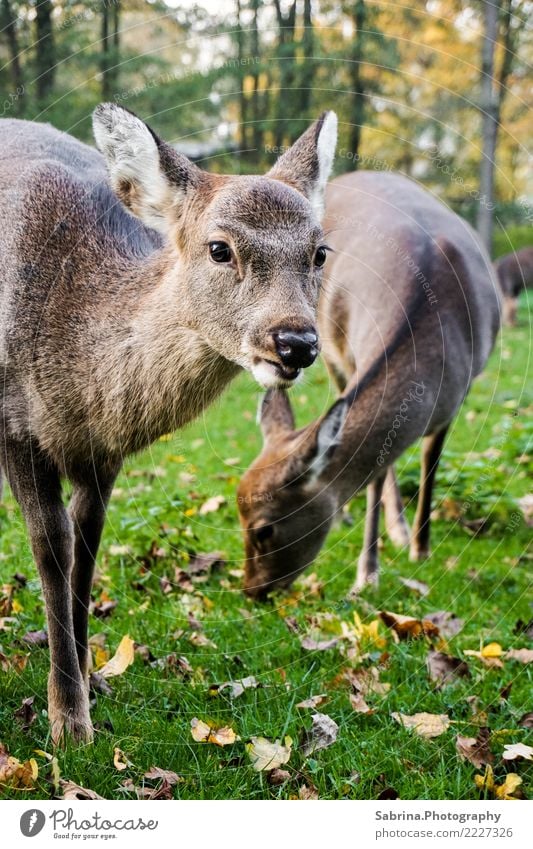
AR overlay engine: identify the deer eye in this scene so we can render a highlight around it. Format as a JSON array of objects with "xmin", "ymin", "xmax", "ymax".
[
  {"xmin": 209, "ymin": 241, "xmax": 233, "ymax": 264},
  {"xmin": 314, "ymin": 246, "xmax": 328, "ymax": 268},
  {"xmin": 252, "ymin": 524, "xmax": 274, "ymax": 551}
]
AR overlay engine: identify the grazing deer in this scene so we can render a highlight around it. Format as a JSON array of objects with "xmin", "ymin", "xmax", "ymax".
[
  {"xmin": 237, "ymin": 171, "xmax": 501, "ymax": 599},
  {"xmin": 0, "ymin": 104, "xmax": 337, "ymax": 743},
  {"xmin": 494, "ymin": 246, "xmax": 533, "ymax": 326}
]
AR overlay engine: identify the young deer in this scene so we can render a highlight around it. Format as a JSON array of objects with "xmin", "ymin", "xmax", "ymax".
[
  {"xmin": 0, "ymin": 104, "xmax": 337, "ymax": 743},
  {"xmin": 237, "ymin": 171, "xmax": 501, "ymax": 599},
  {"xmin": 494, "ymin": 246, "xmax": 533, "ymax": 326}
]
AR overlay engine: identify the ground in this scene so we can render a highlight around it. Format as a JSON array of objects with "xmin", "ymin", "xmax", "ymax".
[{"xmin": 0, "ymin": 293, "xmax": 531, "ymax": 801}]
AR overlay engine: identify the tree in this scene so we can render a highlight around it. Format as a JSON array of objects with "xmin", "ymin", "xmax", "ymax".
[
  {"xmin": 1, "ymin": 0, "xmax": 24, "ymax": 108},
  {"xmin": 477, "ymin": 0, "xmax": 500, "ymax": 251},
  {"xmin": 34, "ymin": 0, "xmax": 55, "ymax": 104},
  {"xmin": 348, "ymin": 0, "xmax": 366, "ymax": 165},
  {"xmin": 101, "ymin": 0, "xmax": 121, "ymax": 100}
]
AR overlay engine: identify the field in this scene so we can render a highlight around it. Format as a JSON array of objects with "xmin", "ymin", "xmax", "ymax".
[{"xmin": 0, "ymin": 294, "xmax": 531, "ymax": 801}]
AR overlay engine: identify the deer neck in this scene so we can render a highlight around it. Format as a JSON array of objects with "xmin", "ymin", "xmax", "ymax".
[{"xmin": 89, "ymin": 250, "xmax": 240, "ymax": 456}]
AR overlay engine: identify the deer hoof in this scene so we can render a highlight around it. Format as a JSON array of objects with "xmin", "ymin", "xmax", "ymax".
[
  {"xmin": 387, "ymin": 521, "xmax": 411, "ymax": 548},
  {"xmin": 347, "ymin": 570, "xmax": 379, "ymax": 599},
  {"xmin": 50, "ymin": 708, "xmax": 94, "ymax": 747}
]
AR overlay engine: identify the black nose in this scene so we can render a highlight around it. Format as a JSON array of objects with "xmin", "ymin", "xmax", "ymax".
[{"xmin": 272, "ymin": 329, "xmax": 319, "ymax": 369}]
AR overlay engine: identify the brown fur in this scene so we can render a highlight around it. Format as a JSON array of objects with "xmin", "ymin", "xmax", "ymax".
[{"xmin": 494, "ymin": 246, "xmax": 533, "ymax": 326}]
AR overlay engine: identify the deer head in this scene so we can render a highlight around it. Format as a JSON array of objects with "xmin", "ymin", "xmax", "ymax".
[
  {"xmin": 237, "ymin": 389, "xmax": 348, "ymax": 598},
  {"xmin": 92, "ymin": 105, "xmax": 338, "ymax": 388}
]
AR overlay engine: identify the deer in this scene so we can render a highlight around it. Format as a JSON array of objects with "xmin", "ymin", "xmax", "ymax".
[
  {"xmin": 0, "ymin": 104, "xmax": 338, "ymax": 743},
  {"xmin": 494, "ymin": 246, "xmax": 533, "ymax": 326},
  {"xmin": 237, "ymin": 170, "xmax": 501, "ymax": 600}
]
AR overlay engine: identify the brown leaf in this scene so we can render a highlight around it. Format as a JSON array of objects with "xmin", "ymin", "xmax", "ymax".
[
  {"xmin": 392, "ymin": 712, "xmax": 450, "ymax": 738},
  {"xmin": 399, "ymin": 577, "xmax": 430, "ymax": 596},
  {"xmin": 424, "ymin": 610, "xmax": 464, "ymax": 639},
  {"xmin": 14, "ymin": 697, "xmax": 36, "ymax": 731},
  {"xmin": 505, "ymin": 648, "xmax": 533, "ymax": 664},
  {"xmin": 113, "ymin": 747, "xmax": 133, "ymax": 771},
  {"xmin": 190, "ymin": 717, "xmax": 211, "ymax": 742},
  {"xmin": 298, "ymin": 783, "xmax": 319, "ymax": 799},
  {"xmin": 151, "ymin": 653, "xmax": 193, "ymax": 677},
  {"xmin": 456, "ymin": 728, "xmax": 493, "ymax": 768},
  {"xmin": 22, "ymin": 629, "xmax": 48, "ymax": 647},
  {"xmin": 464, "ymin": 643, "xmax": 504, "ymax": 668},
  {"xmin": 99, "ymin": 634, "xmax": 135, "ymax": 678},
  {"xmin": 268, "ymin": 768, "xmax": 291, "ymax": 786},
  {"xmin": 519, "ymin": 712, "xmax": 533, "ymax": 728},
  {"xmin": 190, "ymin": 718, "xmax": 238, "ymax": 746},
  {"xmin": 380, "ymin": 610, "xmax": 439, "ymax": 641},
  {"xmin": 301, "ymin": 712, "xmax": 339, "ymax": 757},
  {"xmin": 427, "ymin": 650, "xmax": 471, "ymax": 685},
  {"xmin": 0, "ymin": 743, "xmax": 38, "ymax": 789},
  {"xmin": 188, "ymin": 551, "xmax": 226, "ymax": 576},
  {"xmin": 300, "ymin": 635, "xmax": 339, "ymax": 651},
  {"xmin": 502, "ymin": 743, "xmax": 533, "ymax": 761},
  {"xmin": 213, "ymin": 676, "xmax": 260, "ymax": 699},
  {"xmin": 296, "ymin": 694, "xmax": 328, "ymax": 709},
  {"xmin": 199, "ymin": 495, "xmax": 226, "ymax": 515},
  {"xmin": 247, "ymin": 736, "xmax": 292, "ymax": 771},
  {"xmin": 144, "ymin": 766, "xmax": 182, "ymax": 785},
  {"xmin": 345, "ymin": 667, "xmax": 390, "ymax": 696},
  {"xmin": 349, "ymin": 693, "xmax": 373, "ymax": 714},
  {"xmin": 89, "ymin": 672, "xmax": 113, "ymax": 696},
  {"xmin": 60, "ymin": 779, "xmax": 104, "ymax": 800}
]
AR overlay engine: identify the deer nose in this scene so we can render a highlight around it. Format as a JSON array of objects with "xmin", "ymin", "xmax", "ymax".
[{"xmin": 272, "ymin": 329, "xmax": 319, "ymax": 369}]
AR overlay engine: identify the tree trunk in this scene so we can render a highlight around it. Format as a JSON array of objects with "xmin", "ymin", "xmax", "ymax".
[
  {"xmin": 273, "ymin": 0, "xmax": 297, "ymax": 149},
  {"xmin": 1, "ymin": 0, "xmax": 24, "ymax": 109},
  {"xmin": 477, "ymin": 0, "xmax": 500, "ymax": 254},
  {"xmin": 349, "ymin": 0, "xmax": 366, "ymax": 169},
  {"xmin": 34, "ymin": 0, "xmax": 55, "ymax": 103},
  {"xmin": 251, "ymin": 0, "xmax": 261, "ymax": 156},
  {"xmin": 299, "ymin": 0, "xmax": 314, "ymax": 116},
  {"xmin": 101, "ymin": 0, "xmax": 120, "ymax": 100},
  {"xmin": 236, "ymin": 0, "xmax": 248, "ymax": 152}
]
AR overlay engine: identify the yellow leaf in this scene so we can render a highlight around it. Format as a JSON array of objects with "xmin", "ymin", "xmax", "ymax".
[
  {"xmin": 495, "ymin": 774, "xmax": 522, "ymax": 800},
  {"xmin": 11, "ymin": 600, "xmax": 23, "ymax": 614},
  {"xmin": 209, "ymin": 726, "xmax": 238, "ymax": 747},
  {"xmin": 99, "ymin": 635, "xmax": 134, "ymax": 678},
  {"xmin": 190, "ymin": 718, "xmax": 211, "ymax": 742},
  {"xmin": 247, "ymin": 736, "xmax": 292, "ymax": 771},
  {"xmin": 474, "ymin": 764, "xmax": 495, "ymax": 792},
  {"xmin": 481, "ymin": 642, "xmax": 503, "ymax": 658},
  {"xmin": 113, "ymin": 747, "xmax": 133, "ymax": 771},
  {"xmin": 392, "ymin": 712, "xmax": 450, "ymax": 738}
]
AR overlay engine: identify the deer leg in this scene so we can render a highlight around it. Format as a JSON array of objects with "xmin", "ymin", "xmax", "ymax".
[
  {"xmin": 348, "ymin": 471, "xmax": 387, "ymax": 597},
  {"xmin": 3, "ymin": 439, "xmax": 91, "ymax": 745},
  {"xmin": 382, "ymin": 465, "xmax": 410, "ymax": 547},
  {"xmin": 410, "ymin": 426, "xmax": 449, "ymax": 562},
  {"xmin": 69, "ymin": 465, "xmax": 118, "ymax": 684}
]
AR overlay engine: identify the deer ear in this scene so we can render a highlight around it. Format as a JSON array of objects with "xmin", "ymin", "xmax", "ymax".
[
  {"xmin": 304, "ymin": 398, "xmax": 348, "ymax": 482},
  {"xmin": 259, "ymin": 389, "xmax": 296, "ymax": 443},
  {"xmin": 267, "ymin": 111, "xmax": 337, "ymax": 219},
  {"xmin": 92, "ymin": 103, "xmax": 201, "ymax": 234}
]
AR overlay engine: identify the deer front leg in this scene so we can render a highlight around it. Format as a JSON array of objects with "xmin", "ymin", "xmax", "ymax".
[
  {"xmin": 348, "ymin": 471, "xmax": 386, "ymax": 597},
  {"xmin": 382, "ymin": 465, "xmax": 410, "ymax": 547},
  {"xmin": 69, "ymin": 465, "xmax": 119, "ymax": 684},
  {"xmin": 3, "ymin": 440, "xmax": 92, "ymax": 745},
  {"xmin": 410, "ymin": 426, "xmax": 449, "ymax": 561}
]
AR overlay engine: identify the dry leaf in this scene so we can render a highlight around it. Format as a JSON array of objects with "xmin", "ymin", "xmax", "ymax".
[
  {"xmin": 188, "ymin": 552, "xmax": 225, "ymax": 576},
  {"xmin": 199, "ymin": 495, "xmax": 226, "ymax": 515},
  {"xmin": 298, "ymin": 783, "xmax": 319, "ymax": 799},
  {"xmin": 502, "ymin": 743, "xmax": 533, "ymax": 761},
  {"xmin": 144, "ymin": 766, "xmax": 182, "ymax": 785},
  {"xmin": 60, "ymin": 779, "xmax": 104, "ymax": 800},
  {"xmin": 99, "ymin": 634, "xmax": 135, "ymax": 678},
  {"xmin": 301, "ymin": 712, "xmax": 339, "ymax": 756},
  {"xmin": 213, "ymin": 676, "xmax": 259, "ymax": 699},
  {"xmin": 505, "ymin": 648, "xmax": 533, "ymax": 664},
  {"xmin": 427, "ymin": 651, "xmax": 470, "ymax": 685},
  {"xmin": 247, "ymin": 736, "xmax": 292, "ymax": 771},
  {"xmin": 424, "ymin": 611, "xmax": 464, "ymax": 639},
  {"xmin": 296, "ymin": 694, "xmax": 328, "ymax": 709},
  {"xmin": 392, "ymin": 712, "xmax": 450, "ymax": 738},
  {"xmin": 349, "ymin": 693, "xmax": 373, "ymax": 714},
  {"xmin": 190, "ymin": 718, "xmax": 238, "ymax": 746},
  {"xmin": 345, "ymin": 667, "xmax": 390, "ymax": 696},
  {"xmin": 519, "ymin": 712, "xmax": 533, "ymax": 728},
  {"xmin": 14, "ymin": 697, "xmax": 37, "ymax": 731},
  {"xmin": 380, "ymin": 611, "xmax": 439, "ymax": 641},
  {"xmin": 300, "ymin": 635, "xmax": 339, "ymax": 651},
  {"xmin": 0, "ymin": 743, "xmax": 38, "ymax": 788},
  {"xmin": 113, "ymin": 747, "xmax": 133, "ymax": 771},
  {"xmin": 464, "ymin": 643, "xmax": 505, "ymax": 668},
  {"xmin": 190, "ymin": 718, "xmax": 211, "ymax": 742},
  {"xmin": 399, "ymin": 577, "xmax": 430, "ymax": 596},
  {"xmin": 474, "ymin": 766, "xmax": 522, "ymax": 799},
  {"xmin": 22, "ymin": 629, "xmax": 48, "ymax": 647},
  {"xmin": 456, "ymin": 728, "xmax": 493, "ymax": 768},
  {"xmin": 268, "ymin": 768, "xmax": 291, "ymax": 786}
]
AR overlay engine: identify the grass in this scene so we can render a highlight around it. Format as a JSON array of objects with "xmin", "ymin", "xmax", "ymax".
[{"xmin": 0, "ymin": 293, "xmax": 531, "ymax": 801}]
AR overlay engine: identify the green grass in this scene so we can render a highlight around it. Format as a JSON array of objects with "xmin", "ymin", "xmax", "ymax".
[{"xmin": 0, "ymin": 293, "xmax": 531, "ymax": 801}]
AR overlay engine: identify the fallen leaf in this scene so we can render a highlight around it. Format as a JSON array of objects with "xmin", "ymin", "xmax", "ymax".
[
  {"xmin": 113, "ymin": 747, "xmax": 133, "ymax": 771},
  {"xmin": 0, "ymin": 743, "xmax": 38, "ymax": 788},
  {"xmin": 296, "ymin": 694, "xmax": 328, "ymax": 709},
  {"xmin": 188, "ymin": 632, "xmax": 217, "ymax": 649},
  {"xmin": 518, "ymin": 494, "xmax": 533, "ymax": 526},
  {"xmin": 99, "ymin": 634, "xmax": 135, "ymax": 678},
  {"xmin": 298, "ymin": 783, "xmax": 319, "ymax": 799},
  {"xmin": 247, "ymin": 736, "xmax": 292, "ymax": 771},
  {"xmin": 144, "ymin": 766, "xmax": 182, "ymax": 785},
  {"xmin": 475, "ymin": 766, "xmax": 522, "ymax": 799},
  {"xmin": 190, "ymin": 718, "xmax": 238, "ymax": 746},
  {"xmin": 399, "ymin": 577, "xmax": 430, "ymax": 596},
  {"xmin": 519, "ymin": 712, "xmax": 533, "ymax": 728},
  {"xmin": 35, "ymin": 749, "xmax": 60, "ymax": 793},
  {"xmin": 188, "ymin": 551, "xmax": 225, "ymax": 576},
  {"xmin": 300, "ymin": 635, "xmax": 339, "ymax": 651},
  {"xmin": 199, "ymin": 495, "xmax": 226, "ymax": 515},
  {"xmin": 513, "ymin": 618, "xmax": 533, "ymax": 639},
  {"xmin": 297, "ymin": 572, "xmax": 324, "ymax": 597},
  {"xmin": 502, "ymin": 743, "xmax": 533, "ymax": 761},
  {"xmin": 380, "ymin": 611, "xmax": 439, "ymax": 641},
  {"xmin": 424, "ymin": 611, "xmax": 464, "ymax": 639},
  {"xmin": 427, "ymin": 650, "xmax": 471, "ymax": 685},
  {"xmin": 108, "ymin": 544, "xmax": 133, "ymax": 556},
  {"xmin": 352, "ymin": 613, "xmax": 387, "ymax": 649},
  {"xmin": 212, "ymin": 676, "xmax": 260, "ymax": 699},
  {"xmin": 349, "ymin": 693, "xmax": 373, "ymax": 714},
  {"xmin": 93, "ymin": 591, "xmax": 118, "ymax": 619},
  {"xmin": 464, "ymin": 643, "xmax": 504, "ymax": 668},
  {"xmin": 345, "ymin": 667, "xmax": 390, "ymax": 696},
  {"xmin": 89, "ymin": 672, "xmax": 113, "ymax": 696},
  {"xmin": 22, "ymin": 629, "xmax": 48, "ymax": 647},
  {"xmin": 268, "ymin": 768, "xmax": 291, "ymax": 786},
  {"xmin": 505, "ymin": 648, "xmax": 533, "ymax": 664},
  {"xmin": 14, "ymin": 697, "xmax": 36, "ymax": 731},
  {"xmin": 392, "ymin": 712, "xmax": 450, "ymax": 738},
  {"xmin": 60, "ymin": 779, "xmax": 104, "ymax": 800},
  {"xmin": 190, "ymin": 718, "xmax": 211, "ymax": 742},
  {"xmin": 301, "ymin": 712, "xmax": 339, "ymax": 756},
  {"xmin": 456, "ymin": 728, "xmax": 493, "ymax": 768}
]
